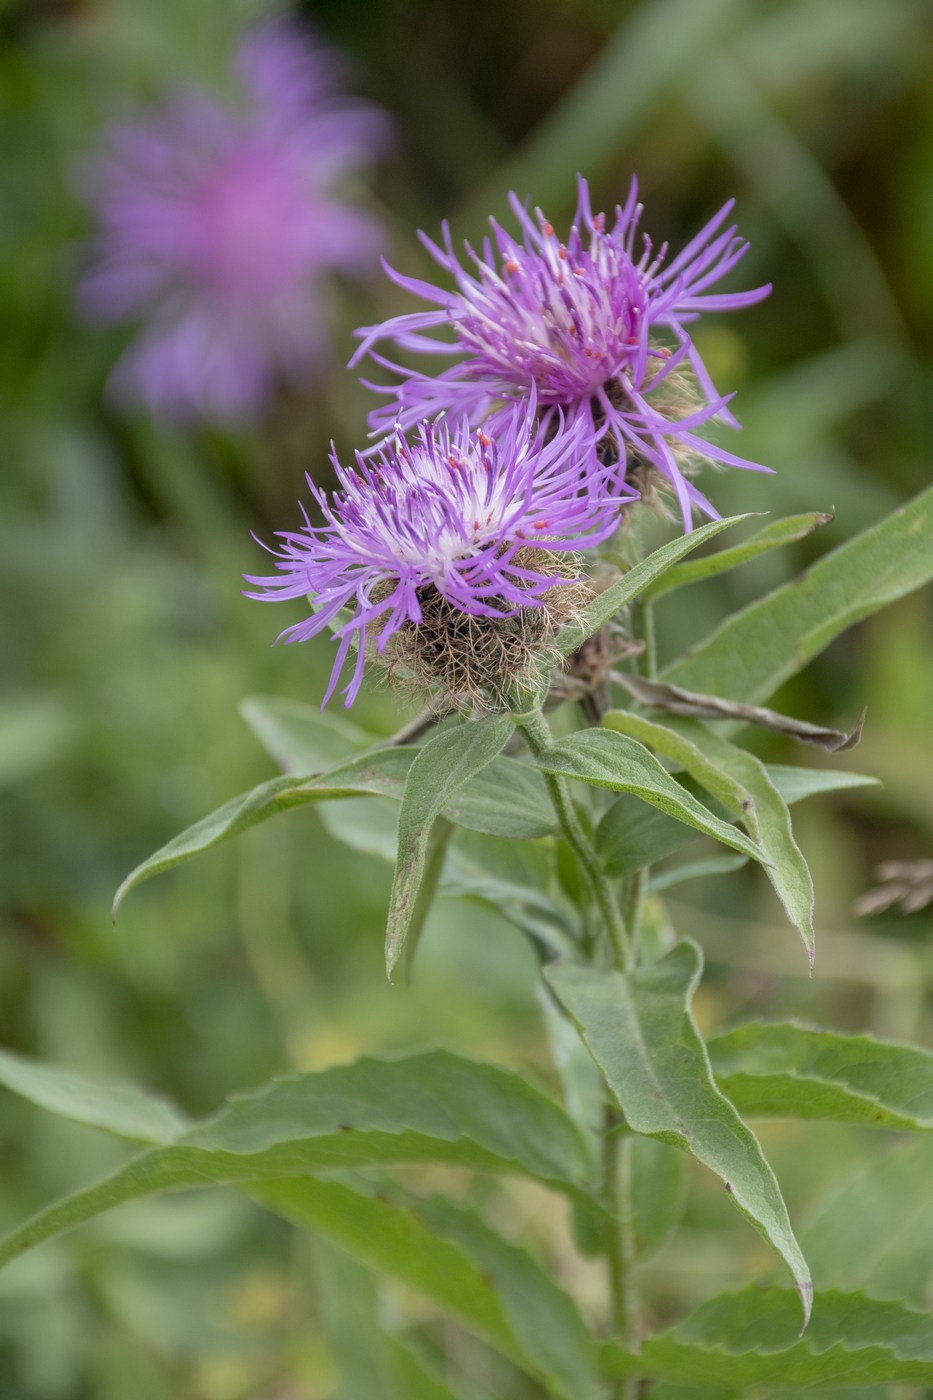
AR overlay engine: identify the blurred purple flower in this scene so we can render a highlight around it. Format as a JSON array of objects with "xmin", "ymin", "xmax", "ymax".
[
  {"xmin": 78, "ymin": 21, "xmax": 388, "ymax": 421},
  {"xmin": 353, "ymin": 176, "xmax": 771, "ymax": 528},
  {"xmin": 245, "ymin": 395, "xmax": 635, "ymax": 707}
]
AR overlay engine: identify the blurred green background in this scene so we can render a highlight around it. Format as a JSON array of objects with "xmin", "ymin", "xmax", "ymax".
[{"xmin": 1, "ymin": 0, "xmax": 932, "ymax": 1396}]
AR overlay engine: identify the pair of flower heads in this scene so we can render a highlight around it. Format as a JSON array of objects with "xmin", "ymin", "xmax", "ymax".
[{"xmin": 81, "ymin": 21, "xmax": 771, "ymax": 711}]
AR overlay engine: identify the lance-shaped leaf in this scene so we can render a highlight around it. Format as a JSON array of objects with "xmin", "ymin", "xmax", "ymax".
[
  {"xmin": 113, "ymin": 751, "xmax": 414, "ymax": 916},
  {"xmin": 256, "ymin": 1177, "xmax": 602, "ymax": 1400},
  {"xmin": 708, "ymin": 1022, "xmax": 933, "ymax": 1130},
  {"xmin": 611, "ymin": 673, "xmax": 865, "ymax": 752},
  {"xmin": 601, "ymin": 712, "xmax": 748, "ymax": 815},
  {"xmin": 550, "ymin": 515, "xmax": 751, "ymax": 659},
  {"xmin": 385, "ymin": 715, "xmax": 513, "ymax": 977},
  {"xmin": 545, "ymin": 943, "xmax": 811, "ymax": 1322},
  {"xmin": 0, "ymin": 1051, "xmax": 591, "ymax": 1271},
  {"xmin": 0, "ymin": 1047, "xmax": 187, "ymax": 1145},
  {"xmin": 765, "ymin": 763, "xmax": 879, "ymax": 805},
  {"xmin": 601, "ymin": 1288, "xmax": 933, "ymax": 1387},
  {"xmin": 664, "ymin": 485, "xmax": 933, "ymax": 703},
  {"xmin": 670, "ymin": 724, "xmax": 816, "ymax": 964},
  {"xmin": 802, "ymin": 1137, "xmax": 933, "ymax": 1305},
  {"xmin": 239, "ymin": 694, "xmax": 375, "ymax": 772},
  {"xmin": 532, "ymin": 730, "xmax": 764, "ymax": 865},
  {"xmin": 599, "ymin": 715, "xmax": 876, "ymax": 882},
  {"xmin": 642, "ymin": 511, "xmax": 834, "ymax": 600},
  {"xmin": 114, "ymin": 731, "xmax": 550, "ymax": 917}
]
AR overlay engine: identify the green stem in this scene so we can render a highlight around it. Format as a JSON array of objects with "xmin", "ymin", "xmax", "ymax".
[
  {"xmin": 603, "ymin": 1119, "xmax": 640, "ymax": 1395},
  {"xmin": 515, "ymin": 703, "xmax": 642, "ymax": 1379},
  {"xmin": 514, "ymin": 709, "xmax": 631, "ymax": 972},
  {"xmin": 633, "ymin": 595, "xmax": 657, "ymax": 680}
]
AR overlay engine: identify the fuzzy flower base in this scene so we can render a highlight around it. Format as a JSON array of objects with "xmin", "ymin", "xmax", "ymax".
[{"xmin": 380, "ymin": 547, "xmax": 591, "ymax": 711}]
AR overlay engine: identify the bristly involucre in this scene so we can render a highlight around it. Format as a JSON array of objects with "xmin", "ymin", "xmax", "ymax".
[
  {"xmin": 244, "ymin": 396, "xmax": 636, "ymax": 708},
  {"xmin": 352, "ymin": 175, "xmax": 772, "ymax": 529},
  {"xmin": 78, "ymin": 21, "xmax": 389, "ymax": 421}
]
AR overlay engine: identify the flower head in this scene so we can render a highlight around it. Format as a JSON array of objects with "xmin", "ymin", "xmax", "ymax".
[
  {"xmin": 78, "ymin": 21, "xmax": 388, "ymax": 420},
  {"xmin": 245, "ymin": 396, "xmax": 635, "ymax": 707},
  {"xmin": 353, "ymin": 176, "xmax": 771, "ymax": 528}
]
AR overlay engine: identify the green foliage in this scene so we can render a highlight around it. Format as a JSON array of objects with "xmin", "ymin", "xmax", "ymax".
[
  {"xmin": 385, "ymin": 716, "xmax": 514, "ymax": 977},
  {"xmin": 0, "ymin": 1047, "xmax": 187, "ymax": 1145},
  {"xmin": 5, "ymin": 0, "xmax": 933, "ymax": 1391},
  {"xmin": 801, "ymin": 1138, "xmax": 933, "ymax": 1306},
  {"xmin": 533, "ymin": 730, "xmax": 765, "ymax": 864},
  {"xmin": 255, "ymin": 1177, "xmax": 602, "ymax": 1400},
  {"xmin": 643, "ymin": 512, "xmax": 834, "ymax": 601},
  {"xmin": 551, "ymin": 514, "xmax": 750, "ymax": 658},
  {"xmin": 664, "ymin": 485, "xmax": 933, "ymax": 703},
  {"xmin": 681, "ymin": 725, "xmax": 817, "ymax": 962},
  {"xmin": 602, "ymin": 1287, "xmax": 933, "ymax": 1386},
  {"xmin": 708, "ymin": 1022, "xmax": 933, "ymax": 1129},
  {"xmin": 113, "ymin": 733, "xmax": 554, "ymax": 917},
  {"xmin": 545, "ymin": 943, "xmax": 812, "ymax": 1321},
  {"xmin": 0, "ymin": 1051, "xmax": 590, "ymax": 1269}
]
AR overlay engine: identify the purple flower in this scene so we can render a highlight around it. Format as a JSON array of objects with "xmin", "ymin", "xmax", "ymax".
[
  {"xmin": 78, "ymin": 21, "xmax": 388, "ymax": 421},
  {"xmin": 352, "ymin": 176, "xmax": 771, "ymax": 528},
  {"xmin": 245, "ymin": 396, "xmax": 635, "ymax": 707}
]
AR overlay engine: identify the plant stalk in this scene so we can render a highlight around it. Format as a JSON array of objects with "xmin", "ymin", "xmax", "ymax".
[
  {"xmin": 515, "ymin": 704, "xmax": 642, "ymax": 1387},
  {"xmin": 514, "ymin": 709, "xmax": 631, "ymax": 972},
  {"xmin": 604, "ymin": 1118, "xmax": 640, "ymax": 1397}
]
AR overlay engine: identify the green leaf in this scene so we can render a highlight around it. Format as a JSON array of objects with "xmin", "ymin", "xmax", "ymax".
[
  {"xmin": 441, "ymin": 755, "xmax": 556, "ymax": 839},
  {"xmin": 443, "ymin": 859, "xmax": 578, "ymax": 963},
  {"xmin": 550, "ymin": 515, "xmax": 752, "ymax": 659},
  {"xmin": 602, "ymin": 1288, "xmax": 933, "ymax": 1387},
  {"xmin": 0, "ymin": 1047, "xmax": 187, "ymax": 1145},
  {"xmin": 601, "ymin": 712, "xmax": 748, "ymax": 815},
  {"xmin": 663, "ymin": 486, "xmax": 933, "ymax": 703},
  {"xmin": 649, "ymin": 854, "xmax": 749, "ymax": 893},
  {"xmin": 239, "ymin": 694, "xmax": 374, "ymax": 772},
  {"xmin": 765, "ymin": 763, "xmax": 880, "ymax": 805},
  {"xmin": 113, "ymin": 751, "xmax": 414, "ymax": 916},
  {"xmin": 802, "ymin": 1137, "xmax": 933, "ymax": 1306},
  {"xmin": 708, "ymin": 1022, "xmax": 933, "ymax": 1130},
  {"xmin": 545, "ymin": 943, "xmax": 811, "ymax": 1321},
  {"xmin": 385, "ymin": 1336, "xmax": 483, "ymax": 1400},
  {"xmin": 596, "ymin": 797, "xmax": 702, "ymax": 879},
  {"xmin": 399, "ymin": 817, "xmax": 453, "ymax": 981},
  {"xmin": 386, "ymin": 716, "xmax": 513, "ymax": 978},
  {"xmin": 532, "ymin": 730, "xmax": 765, "ymax": 865},
  {"xmin": 631, "ymin": 1138, "xmax": 688, "ymax": 1260},
  {"xmin": 257, "ymin": 1178, "xmax": 602, "ymax": 1400},
  {"xmin": 0, "ymin": 1051, "xmax": 591, "ymax": 1270},
  {"xmin": 643, "ymin": 512, "xmax": 834, "ymax": 601},
  {"xmin": 114, "ymin": 739, "xmax": 548, "ymax": 917},
  {"xmin": 671, "ymin": 724, "xmax": 816, "ymax": 963}
]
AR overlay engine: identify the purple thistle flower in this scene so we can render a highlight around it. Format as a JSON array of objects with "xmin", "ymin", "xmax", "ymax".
[
  {"xmin": 352, "ymin": 176, "xmax": 772, "ymax": 529},
  {"xmin": 78, "ymin": 21, "xmax": 388, "ymax": 421},
  {"xmin": 245, "ymin": 395, "xmax": 636, "ymax": 708}
]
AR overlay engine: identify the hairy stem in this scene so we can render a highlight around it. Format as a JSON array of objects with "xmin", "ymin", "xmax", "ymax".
[{"xmin": 515, "ymin": 709, "xmax": 631, "ymax": 972}]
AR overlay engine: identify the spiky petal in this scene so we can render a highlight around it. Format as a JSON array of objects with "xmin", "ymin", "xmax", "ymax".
[
  {"xmin": 245, "ymin": 396, "xmax": 635, "ymax": 707},
  {"xmin": 353, "ymin": 176, "xmax": 772, "ymax": 528}
]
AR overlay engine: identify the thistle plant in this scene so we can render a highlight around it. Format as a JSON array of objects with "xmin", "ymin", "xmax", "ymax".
[{"xmin": 4, "ymin": 175, "xmax": 933, "ymax": 1398}]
